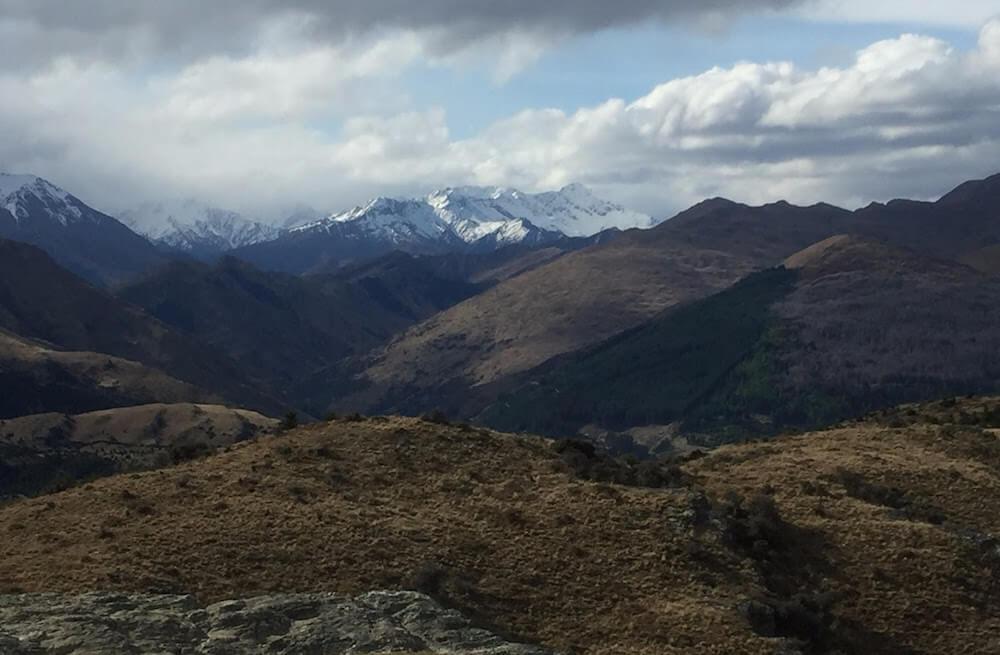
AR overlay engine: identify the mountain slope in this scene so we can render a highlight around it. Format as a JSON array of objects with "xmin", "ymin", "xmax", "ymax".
[
  {"xmin": 0, "ymin": 329, "xmax": 214, "ymax": 420},
  {"xmin": 121, "ymin": 199, "xmax": 279, "ymax": 257},
  {"xmin": 2, "ymin": 401, "xmax": 999, "ymax": 653},
  {"xmin": 481, "ymin": 236, "xmax": 1000, "ymax": 444},
  {"xmin": 0, "ymin": 174, "xmax": 164, "ymax": 286},
  {"xmin": 118, "ymin": 255, "xmax": 483, "ymax": 410},
  {"xmin": 321, "ymin": 174, "xmax": 1000, "ymax": 421},
  {"xmin": 0, "ymin": 403, "xmax": 276, "ymax": 497},
  {"xmin": 324, "ymin": 201, "xmax": 849, "ymax": 417},
  {"xmin": 0, "ymin": 239, "xmax": 281, "ymax": 414}
]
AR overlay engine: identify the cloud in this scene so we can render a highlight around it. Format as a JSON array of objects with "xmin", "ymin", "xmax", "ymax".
[
  {"xmin": 0, "ymin": 1, "xmax": 802, "ymax": 70},
  {"xmin": 322, "ymin": 19, "xmax": 1000, "ymax": 211},
  {"xmin": 0, "ymin": 17, "xmax": 999, "ymax": 219},
  {"xmin": 800, "ymin": 0, "xmax": 1000, "ymax": 28}
]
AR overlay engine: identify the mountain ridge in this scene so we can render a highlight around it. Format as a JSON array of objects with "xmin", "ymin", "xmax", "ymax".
[
  {"xmin": 121, "ymin": 199, "xmax": 280, "ymax": 257},
  {"xmin": 0, "ymin": 173, "xmax": 164, "ymax": 286},
  {"xmin": 234, "ymin": 184, "xmax": 651, "ymax": 274}
]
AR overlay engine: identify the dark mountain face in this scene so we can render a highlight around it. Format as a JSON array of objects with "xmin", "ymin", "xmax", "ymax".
[
  {"xmin": 0, "ymin": 328, "xmax": 214, "ymax": 420},
  {"xmin": 0, "ymin": 175, "xmax": 163, "ymax": 287},
  {"xmin": 117, "ymin": 254, "xmax": 483, "ymax": 413},
  {"xmin": 479, "ymin": 236, "xmax": 1000, "ymax": 446},
  {"xmin": 0, "ymin": 239, "xmax": 282, "ymax": 415}
]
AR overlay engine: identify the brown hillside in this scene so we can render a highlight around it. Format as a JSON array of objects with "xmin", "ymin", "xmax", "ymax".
[
  {"xmin": 0, "ymin": 403, "xmax": 276, "ymax": 497},
  {"xmin": 0, "ymin": 328, "xmax": 214, "ymax": 419},
  {"xmin": 960, "ymin": 243, "xmax": 1000, "ymax": 274},
  {"xmin": 2, "ymin": 403, "xmax": 1000, "ymax": 653},
  {"xmin": 333, "ymin": 241, "xmax": 756, "ymax": 415},
  {"xmin": 326, "ymin": 202, "xmax": 852, "ymax": 416},
  {"xmin": 775, "ymin": 237, "xmax": 1000, "ymax": 397},
  {"xmin": 688, "ymin": 398, "xmax": 1000, "ymax": 654}
]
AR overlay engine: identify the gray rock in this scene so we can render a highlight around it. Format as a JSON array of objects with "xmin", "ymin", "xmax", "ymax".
[{"xmin": 0, "ymin": 591, "xmax": 553, "ymax": 654}]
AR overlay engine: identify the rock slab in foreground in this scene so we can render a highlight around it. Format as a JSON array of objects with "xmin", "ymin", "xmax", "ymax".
[{"xmin": 0, "ymin": 590, "xmax": 552, "ymax": 654}]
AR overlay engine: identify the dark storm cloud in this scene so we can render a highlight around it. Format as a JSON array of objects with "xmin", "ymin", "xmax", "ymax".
[{"xmin": 0, "ymin": 0, "xmax": 803, "ymax": 67}]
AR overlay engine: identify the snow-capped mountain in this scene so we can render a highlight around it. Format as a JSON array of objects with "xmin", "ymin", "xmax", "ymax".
[
  {"xmin": 292, "ymin": 197, "xmax": 457, "ymax": 244},
  {"xmin": 0, "ymin": 173, "xmax": 163, "ymax": 286},
  {"xmin": 426, "ymin": 184, "xmax": 655, "ymax": 239},
  {"xmin": 233, "ymin": 183, "xmax": 651, "ymax": 274},
  {"xmin": 121, "ymin": 199, "xmax": 279, "ymax": 256},
  {"xmin": 1, "ymin": 174, "xmax": 100, "ymax": 226},
  {"xmin": 293, "ymin": 183, "xmax": 647, "ymax": 247}
]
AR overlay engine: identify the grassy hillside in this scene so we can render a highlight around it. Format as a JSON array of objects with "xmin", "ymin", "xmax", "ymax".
[
  {"xmin": 1, "ymin": 400, "xmax": 999, "ymax": 653},
  {"xmin": 0, "ymin": 403, "xmax": 276, "ymax": 498}
]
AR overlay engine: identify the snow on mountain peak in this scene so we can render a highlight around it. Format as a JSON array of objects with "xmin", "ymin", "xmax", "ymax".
[
  {"xmin": 0, "ymin": 173, "xmax": 43, "ymax": 199},
  {"xmin": 120, "ymin": 199, "xmax": 279, "ymax": 252},
  {"xmin": 0, "ymin": 173, "xmax": 86, "ymax": 225},
  {"xmin": 294, "ymin": 196, "xmax": 451, "ymax": 245},
  {"xmin": 426, "ymin": 183, "xmax": 654, "ymax": 238},
  {"xmin": 290, "ymin": 183, "xmax": 653, "ymax": 249}
]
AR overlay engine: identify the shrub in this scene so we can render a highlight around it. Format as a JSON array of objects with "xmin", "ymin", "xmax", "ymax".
[
  {"xmin": 170, "ymin": 441, "xmax": 212, "ymax": 464},
  {"xmin": 421, "ymin": 409, "xmax": 451, "ymax": 425},
  {"xmin": 280, "ymin": 411, "xmax": 299, "ymax": 431}
]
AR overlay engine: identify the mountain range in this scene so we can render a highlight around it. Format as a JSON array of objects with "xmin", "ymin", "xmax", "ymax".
[
  {"xmin": 232, "ymin": 184, "xmax": 653, "ymax": 274},
  {"xmin": 1, "ymin": 172, "xmax": 656, "ymax": 283},
  {"xmin": 2, "ymin": 170, "xmax": 1000, "ymax": 447},
  {"xmin": 323, "ymin": 174, "xmax": 1000, "ymax": 432}
]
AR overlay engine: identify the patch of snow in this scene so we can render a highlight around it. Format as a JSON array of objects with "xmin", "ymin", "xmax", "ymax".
[{"xmin": 121, "ymin": 199, "xmax": 280, "ymax": 251}]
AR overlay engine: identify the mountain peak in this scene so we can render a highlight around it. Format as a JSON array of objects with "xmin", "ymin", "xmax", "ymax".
[
  {"xmin": 0, "ymin": 173, "xmax": 45, "ymax": 199},
  {"xmin": 937, "ymin": 172, "xmax": 1000, "ymax": 206},
  {"xmin": 558, "ymin": 182, "xmax": 594, "ymax": 198},
  {"xmin": 0, "ymin": 173, "xmax": 72, "ymax": 203},
  {"xmin": 0, "ymin": 172, "xmax": 89, "ymax": 226}
]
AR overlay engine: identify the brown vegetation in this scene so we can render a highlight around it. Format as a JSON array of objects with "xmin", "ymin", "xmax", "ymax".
[{"xmin": 2, "ymin": 400, "xmax": 999, "ymax": 653}]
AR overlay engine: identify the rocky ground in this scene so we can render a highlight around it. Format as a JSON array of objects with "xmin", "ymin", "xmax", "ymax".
[{"xmin": 0, "ymin": 590, "xmax": 551, "ymax": 654}]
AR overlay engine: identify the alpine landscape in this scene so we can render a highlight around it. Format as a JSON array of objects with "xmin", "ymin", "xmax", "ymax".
[{"xmin": 1, "ymin": 2, "xmax": 1000, "ymax": 654}]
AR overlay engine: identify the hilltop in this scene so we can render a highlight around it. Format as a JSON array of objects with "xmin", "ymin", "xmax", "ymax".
[
  {"xmin": 2, "ymin": 400, "xmax": 999, "ymax": 653},
  {"xmin": 0, "ymin": 403, "xmax": 276, "ymax": 497}
]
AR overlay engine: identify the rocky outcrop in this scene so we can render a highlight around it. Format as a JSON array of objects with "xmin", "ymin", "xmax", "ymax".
[{"xmin": 0, "ymin": 590, "xmax": 552, "ymax": 654}]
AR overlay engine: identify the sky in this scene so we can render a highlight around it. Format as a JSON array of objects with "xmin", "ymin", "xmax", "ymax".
[{"xmin": 1, "ymin": 0, "xmax": 999, "ymax": 221}]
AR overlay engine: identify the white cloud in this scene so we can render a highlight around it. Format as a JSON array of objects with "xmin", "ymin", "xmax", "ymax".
[
  {"xmin": 159, "ymin": 36, "xmax": 423, "ymax": 123},
  {"xmin": 1, "ymin": 20, "xmax": 999, "ymax": 219}
]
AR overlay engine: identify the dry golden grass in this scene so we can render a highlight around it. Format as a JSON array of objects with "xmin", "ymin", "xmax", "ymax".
[
  {"xmin": 2, "ymin": 403, "xmax": 999, "ymax": 653},
  {"xmin": 0, "ymin": 416, "xmax": 769, "ymax": 655},
  {"xmin": 688, "ymin": 408, "xmax": 1000, "ymax": 654}
]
